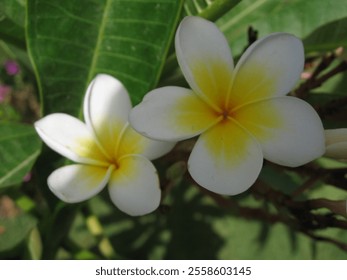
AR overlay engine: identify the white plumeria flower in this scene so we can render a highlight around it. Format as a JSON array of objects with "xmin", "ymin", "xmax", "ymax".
[
  {"xmin": 130, "ymin": 16, "xmax": 325, "ymax": 195},
  {"xmin": 35, "ymin": 74, "xmax": 175, "ymax": 216},
  {"xmin": 324, "ymin": 128, "xmax": 347, "ymax": 160}
]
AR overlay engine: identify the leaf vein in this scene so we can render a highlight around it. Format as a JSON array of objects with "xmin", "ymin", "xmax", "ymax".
[
  {"xmin": 98, "ymin": 51, "xmax": 155, "ymax": 68},
  {"xmin": 0, "ymin": 150, "xmax": 40, "ymax": 186}
]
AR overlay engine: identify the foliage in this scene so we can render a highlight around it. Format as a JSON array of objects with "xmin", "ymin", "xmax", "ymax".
[{"xmin": 0, "ymin": 0, "xmax": 347, "ymax": 259}]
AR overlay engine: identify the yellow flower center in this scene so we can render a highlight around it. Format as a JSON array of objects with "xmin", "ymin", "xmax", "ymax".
[
  {"xmin": 74, "ymin": 122, "xmax": 147, "ymax": 169},
  {"xmin": 191, "ymin": 59, "xmax": 282, "ymax": 141}
]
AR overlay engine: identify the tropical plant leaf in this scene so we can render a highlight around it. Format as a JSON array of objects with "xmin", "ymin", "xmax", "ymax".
[
  {"xmin": 26, "ymin": 0, "xmax": 183, "ymax": 116},
  {"xmin": 0, "ymin": 0, "xmax": 31, "ymax": 69},
  {"xmin": 0, "ymin": 0, "xmax": 26, "ymax": 27},
  {"xmin": 0, "ymin": 40, "xmax": 33, "ymax": 72},
  {"xmin": 0, "ymin": 0, "xmax": 26, "ymax": 49},
  {"xmin": 304, "ymin": 17, "xmax": 347, "ymax": 53},
  {"xmin": 0, "ymin": 213, "xmax": 37, "ymax": 253},
  {"xmin": 217, "ymin": 0, "xmax": 347, "ymax": 55},
  {"xmin": 26, "ymin": 227, "xmax": 43, "ymax": 260},
  {"xmin": 0, "ymin": 122, "xmax": 41, "ymax": 188}
]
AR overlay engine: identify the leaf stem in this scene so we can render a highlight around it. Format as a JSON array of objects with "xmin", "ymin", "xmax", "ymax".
[
  {"xmin": 199, "ymin": 0, "xmax": 242, "ymax": 22},
  {"xmin": 294, "ymin": 53, "xmax": 347, "ymax": 99}
]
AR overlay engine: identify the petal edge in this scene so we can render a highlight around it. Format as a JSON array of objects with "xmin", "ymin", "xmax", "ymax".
[
  {"xmin": 48, "ymin": 164, "xmax": 112, "ymax": 203},
  {"xmin": 188, "ymin": 121, "xmax": 263, "ymax": 195},
  {"xmin": 108, "ymin": 155, "xmax": 161, "ymax": 216}
]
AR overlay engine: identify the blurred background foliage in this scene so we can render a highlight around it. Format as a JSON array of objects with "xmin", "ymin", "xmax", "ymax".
[{"xmin": 1, "ymin": 0, "xmax": 347, "ymax": 259}]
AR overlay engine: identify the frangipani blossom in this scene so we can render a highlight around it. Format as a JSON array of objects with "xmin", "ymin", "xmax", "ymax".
[
  {"xmin": 35, "ymin": 74, "xmax": 175, "ymax": 216},
  {"xmin": 324, "ymin": 128, "xmax": 347, "ymax": 160},
  {"xmin": 130, "ymin": 16, "xmax": 325, "ymax": 195}
]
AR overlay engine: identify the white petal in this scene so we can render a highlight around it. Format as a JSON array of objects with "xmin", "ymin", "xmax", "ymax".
[
  {"xmin": 117, "ymin": 124, "xmax": 176, "ymax": 160},
  {"xmin": 236, "ymin": 96, "xmax": 325, "ymax": 167},
  {"xmin": 324, "ymin": 129, "xmax": 347, "ymax": 159},
  {"xmin": 48, "ymin": 164, "xmax": 113, "ymax": 203},
  {"xmin": 84, "ymin": 74, "xmax": 132, "ymax": 155},
  {"xmin": 230, "ymin": 33, "xmax": 304, "ymax": 106},
  {"xmin": 175, "ymin": 16, "xmax": 234, "ymax": 108},
  {"xmin": 325, "ymin": 128, "xmax": 347, "ymax": 146},
  {"xmin": 130, "ymin": 86, "xmax": 219, "ymax": 141},
  {"xmin": 325, "ymin": 142, "xmax": 347, "ymax": 159},
  {"xmin": 35, "ymin": 113, "xmax": 108, "ymax": 165},
  {"xmin": 188, "ymin": 121, "xmax": 263, "ymax": 195},
  {"xmin": 108, "ymin": 155, "xmax": 161, "ymax": 216}
]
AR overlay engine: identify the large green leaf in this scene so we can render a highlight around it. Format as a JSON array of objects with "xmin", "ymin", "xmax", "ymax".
[
  {"xmin": 27, "ymin": 0, "xmax": 183, "ymax": 116},
  {"xmin": 0, "ymin": 212, "xmax": 37, "ymax": 254},
  {"xmin": 0, "ymin": 122, "xmax": 41, "ymax": 188},
  {"xmin": 0, "ymin": 0, "xmax": 26, "ymax": 49},
  {"xmin": 304, "ymin": 17, "xmax": 347, "ymax": 53},
  {"xmin": 0, "ymin": 0, "xmax": 25, "ymax": 27},
  {"xmin": 217, "ymin": 0, "xmax": 347, "ymax": 55}
]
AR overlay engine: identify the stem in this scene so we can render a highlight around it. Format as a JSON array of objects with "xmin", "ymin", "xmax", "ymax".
[
  {"xmin": 191, "ymin": 178, "xmax": 347, "ymax": 252},
  {"xmin": 303, "ymin": 231, "xmax": 347, "ymax": 252},
  {"xmin": 294, "ymin": 56, "xmax": 347, "ymax": 99},
  {"xmin": 41, "ymin": 204, "xmax": 80, "ymax": 259},
  {"xmin": 199, "ymin": 0, "xmax": 242, "ymax": 22},
  {"xmin": 308, "ymin": 199, "xmax": 347, "ymax": 218}
]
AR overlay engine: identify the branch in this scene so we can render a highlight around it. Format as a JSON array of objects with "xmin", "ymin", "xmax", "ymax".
[{"xmin": 294, "ymin": 54, "xmax": 347, "ymax": 99}]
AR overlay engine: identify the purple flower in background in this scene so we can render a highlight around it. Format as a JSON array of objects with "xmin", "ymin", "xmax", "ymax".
[
  {"xmin": 4, "ymin": 60, "xmax": 20, "ymax": 76},
  {"xmin": 0, "ymin": 84, "xmax": 10, "ymax": 102}
]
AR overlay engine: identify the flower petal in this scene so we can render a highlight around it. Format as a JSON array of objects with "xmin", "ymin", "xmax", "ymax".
[
  {"xmin": 84, "ymin": 74, "xmax": 132, "ymax": 155},
  {"xmin": 117, "ymin": 124, "xmax": 176, "ymax": 160},
  {"xmin": 48, "ymin": 164, "xmax": 113, "ymax": 203},
  {"xmin": 325, "ymin": 142, "xmax": 347, "ymax": 160},
  {"xmin": 230, "ymin": 33, "xmax": 304, "ymax": 107},
  {"xmin": 130, "ymin": 86, "xmax": 219, "ymax": 141},
  {"xmin": 325, "ymin": 128, "xmax": 347, "ymax": 146},
  {"xmin": 108, "ymin": 155, "xmax": 161, "ymax": 216},
  {"xmin": 188, "ymin": 121, "xmax": 263, "ymax": 195},
  {"xmin": 35, "ymin": 113, "xmax": 108, "ymax": 165},
  {"xmin": 324, "ymin": 128, "xmax": 347, "ymax": 159},
  {"xmin": 175, "ymin": 16, "xmax": 234, "ymax": 109},
  {"xmin": 236, "ymin": 96, "xmax": 325, "ymax": 167}
]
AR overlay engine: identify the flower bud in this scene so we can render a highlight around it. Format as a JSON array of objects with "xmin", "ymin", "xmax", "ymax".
[{"xmin": 324, "ymin": 128, "xmax": 347, "ymax": 160}]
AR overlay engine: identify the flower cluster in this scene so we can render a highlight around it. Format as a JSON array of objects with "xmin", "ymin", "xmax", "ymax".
[
  {"xmin": 130, "ymin": 16, "xmax": 325, "ymax": 195},
  {"xmin": 36, "ymin": 16, "xmax": 330, "ymax": 216}
]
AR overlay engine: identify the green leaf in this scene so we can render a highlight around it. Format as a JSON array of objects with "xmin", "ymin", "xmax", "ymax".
[
  {"xmin": 0, "ymin": 40, "xmax": 33, "ymax": 72},
  {"xmin": 0, "ymin": 122, "xmax": 41, "ymax": 188},
  {"xmin": 26, "ymin": 0, "xmax": 183, "ymax": 116},
  {"xmin": 0, "ymin": 1, "xmax": 31, "ymax": 70},
  {"xmin": 0, "ymin": 0, "xmax": 26, "ymax": 49},
  {"xmin": 304, "ymin": 17, "xmax": 347, "ymax": 53},
  {"xmin": 41, "ymin": 203, "xmax": 80, "ymax": 259},
  {"xmin": 0, "ymin": 0, "xmax": 26, "ymax": 27},
  {"xmin": 217, "ymin": 0, "xmax": 347, "ymax": 55},
  {"xmin": 0, "ymin": 0, "xmax": 31, "ymax": 70},
  {"xmin": 26, "ymin": 227, "xmax": 42, "ymax": 260},
  {"xmin": 0, "ymin": 212, "xmax": 37, "ymax": 253}
]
